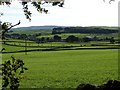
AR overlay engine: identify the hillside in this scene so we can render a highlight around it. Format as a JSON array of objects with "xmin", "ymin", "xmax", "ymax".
[
  {"xmin": 12, "ymin": 26, "xmax": 65, "ymax": 31},
  {"xmin": 12, "ymin": 26, "xmax": 118, "ymax": 31}
]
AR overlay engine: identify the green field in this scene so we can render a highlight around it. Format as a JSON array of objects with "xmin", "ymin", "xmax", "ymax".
[
  {"xmin": 2, "ymin": 41, "xmax": 118, "ymax": 53},
  {"xmin": 2, "ymin": 49, "xmax": 118, "ymax": 88},
  {"xmin": 2, "ymin": 29, "xmax": 119, "ymax": 88},
  {"xmin": 9, "ymin": 29, "xmax": 52, "ymax": 35},
  {"xmin": 8, "ymin": 29, "xmax": 118, "ymax": 40}
]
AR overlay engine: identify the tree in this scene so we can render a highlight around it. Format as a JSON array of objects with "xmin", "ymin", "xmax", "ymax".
[
  {"xmin": 0, "ymin": 0, "xmax": 116, "ymax": 40},
  {"xmin": 0, "ymin": 21, "xmax": 21, "ymax": 44},
  {"xmin": 46, "ymin": 37, "xmax": 50, "ymax": 42},
  {"xmin": 82, "ymin": 36, "xmax": 92, "ymax": 42},
  {"xmin": 0, "ymin": 0, "xmax": 116, "ymax": 89},
  {"xmin": 35, "ymin": 38, "xmax": 41, "ymax": 46},
  {"xmin": 66, "ymin": 35, "xmax": 79, "ymax": 43},
  {"xmin": 20, "ymin": 34, "xmax": 27, "ymax": 40},
  {"xmin": 0, "ymin": 0, "xmax": 64, "ymax": 21},
  {"xmin": 53, "ymin": 35, "xmax": 61, "ymax": 42},
  {"xmin": 110, "ymin": 37, "xmax": 115, "ymax": 44},
  {"xmin": 0, "ymin": 1, "xmax": 64, "ymax": 89},
  {"xmin": 41, "ymin": 37, "xmax": 45, "ymax": 43},
  {"xmin": 0, "ymin": 0, "xmax": 65, "ymax": 41}
]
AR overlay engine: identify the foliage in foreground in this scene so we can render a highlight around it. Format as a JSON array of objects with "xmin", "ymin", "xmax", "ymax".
[
  {"xmin": 2, "ymin": 56, "xmax": 28, "ymax": 90},
  {"xmin": 77, "ymin": 80, "xmax": 120, "ymax": 90}
]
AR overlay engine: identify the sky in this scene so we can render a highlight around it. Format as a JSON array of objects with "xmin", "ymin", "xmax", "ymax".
[{"xmin": 0, "ymin": 0, "xmax": 119, "ymax": 27}]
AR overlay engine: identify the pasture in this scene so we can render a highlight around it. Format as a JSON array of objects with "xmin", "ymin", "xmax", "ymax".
[
  {"xmin": 8, "ymin": 29, "xmax": 118, "ymax": 40},
  {"xmin": 2, "ymin": 48, "xmax": 118, "ymax": 88},
  {"xmin": 9, "ymin": 29, "xmax": 52, "ymax": 35},
  {"xmin": 2, "ymin": 28, "xmax": 119, "ymax": 88}
]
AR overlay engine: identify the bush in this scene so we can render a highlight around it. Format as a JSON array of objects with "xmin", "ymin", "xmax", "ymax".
[
  {"xmin": 98, "ymin": 80, "xmax": 120, "ymax": 90},
  {"xmin": 76, "ymin": 80, "xmax": 120, "ymax": 90},
  {"xmin": 76, "ymin": 84, "xmax": 97, "ymax": 90},
  {"xmin": 2, "ymin": 56, "xmax": 28, "ymax": 90}
]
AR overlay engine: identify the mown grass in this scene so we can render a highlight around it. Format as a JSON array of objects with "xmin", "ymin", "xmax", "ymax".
[{"xmin": 2, "ymin": 49, "xmax": 118, "ymax": 88}]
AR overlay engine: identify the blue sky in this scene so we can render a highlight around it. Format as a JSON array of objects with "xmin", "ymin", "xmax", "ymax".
[{"xmin": 0, "ymin": 0, "xmax": 118, "ymax": 27}]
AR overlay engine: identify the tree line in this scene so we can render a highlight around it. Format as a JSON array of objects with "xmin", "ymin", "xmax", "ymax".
[
  {"xmin": 52, "ymin": 27, "xmax": 118, "ymax": 34},
  {"xmin": 4, "ymin": 33, "xmax": 116, "ymax": 45}
]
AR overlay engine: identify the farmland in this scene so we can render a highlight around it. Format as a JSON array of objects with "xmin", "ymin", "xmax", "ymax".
[{"xmin": 1, "ymin": 26, "xmax": 119, "ymax": 88}]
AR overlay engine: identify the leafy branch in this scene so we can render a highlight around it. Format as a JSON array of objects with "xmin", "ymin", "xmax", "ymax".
[
  {"xmin": 1, "ymin": 20, "xmax": 21, "ymax": 40},
  {"xmin": 2, "ymin": 56, "xmax": 28, "ymax": 90}
]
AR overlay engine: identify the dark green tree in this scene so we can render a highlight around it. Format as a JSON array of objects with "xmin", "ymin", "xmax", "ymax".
[
  {"xmin": 53, "ymin": 35, "xmax": 61, "ymax": 42},
  {"xmin": 66, "ymin": 35, "xmax": 79, "ymax": 43},
  {"xmin": 41, "ymin": 37, "xmax": 45, "ymax": 43},
  {"xmin": 110, "ymin": 37, "xmax": 115, "ymax": 44}
]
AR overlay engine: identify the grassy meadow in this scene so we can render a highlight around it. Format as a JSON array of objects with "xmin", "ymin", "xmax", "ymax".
[
  {"xmin": 1, "ymin": 28, "xmax": 119, "ymax": 88},
  {"xmin": 2, "ymin": 48, "xmax": 118, "ymax": 88},
  {"xmin": 9, "ymin": 29, "xmax": 52, "ymax": 35}
]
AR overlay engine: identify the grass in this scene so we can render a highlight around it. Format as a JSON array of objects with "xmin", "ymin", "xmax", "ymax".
[
  {"xmin": 1, "ymin": 29, "xmax": 119, "ymax": 88},
  {"xmin": 9, "ymin": 30, "xmax": 52, "ymax": 35},
  {"xmin": 2, "ymin": 44, "xmax": 48, "ymax": 52},
  {"xmin": 2, "ymin": 40, "xmax": 118, "ymax": 53},
  {"xmin": 2, "ymin": 49, "xmax": 118, "ymax": 88}
]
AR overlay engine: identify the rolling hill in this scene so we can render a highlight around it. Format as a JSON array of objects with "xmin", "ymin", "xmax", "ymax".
[{"xmin": 12, "ymin": 26, "xmax": 65, "ymax": 31}]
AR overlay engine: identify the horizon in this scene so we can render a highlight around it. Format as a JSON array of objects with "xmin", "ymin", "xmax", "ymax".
[{"xmin": 13, "ymin": 25, "xmax": 118, "ymax": 28}]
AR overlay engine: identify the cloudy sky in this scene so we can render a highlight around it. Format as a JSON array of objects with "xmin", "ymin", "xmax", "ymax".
[{"xmin": 0, "ymin": 0, "xmax": 118, "ymax": 27}]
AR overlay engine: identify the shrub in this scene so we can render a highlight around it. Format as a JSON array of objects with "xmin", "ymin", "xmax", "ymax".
[
  {"xmin": 76, "ymin": 83, "xmax": 97, "ymax": 90},
  {"xmin": 98, "ymin": 80, "xmax": 120, "ymax": 90},
  {"xmin": 76, "ymin": 80, "xmax": 120, "ymax": 90},
  {"xmin": 2, "ymin": 56, "xmax": 28, "ymax": 90}
]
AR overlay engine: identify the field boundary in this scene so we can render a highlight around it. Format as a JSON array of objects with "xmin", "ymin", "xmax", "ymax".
[{"xmin": 2, "ymin": 46, "xmax": 119, "ymax": 54}]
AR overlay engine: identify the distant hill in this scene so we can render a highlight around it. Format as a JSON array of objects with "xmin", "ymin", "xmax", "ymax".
[
  {"xmin": 12, "ymin": 26, "xmax": 65, "ymax": 31},
  {"xmin": 12, "ymin": 26, "xmax": 118, "ymax": 31}
]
